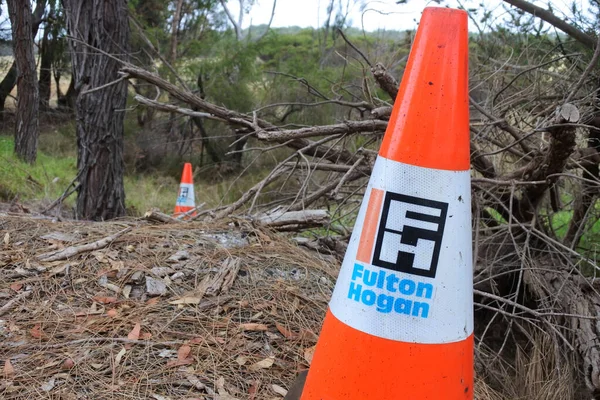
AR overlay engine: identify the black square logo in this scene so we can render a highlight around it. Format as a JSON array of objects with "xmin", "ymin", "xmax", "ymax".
[
  {"xmin": 372, "ymin": 192, "xmax": 448, "ymax": 278},
  {"xmin": 180, "ymin": 187, "xmax": 189, "ymax": 198}
]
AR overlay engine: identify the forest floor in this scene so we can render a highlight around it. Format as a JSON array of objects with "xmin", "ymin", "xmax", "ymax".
[
  {"xmin": 0, "ymin": 212, "xmax": 335, "ymax": 400},
  {"xmin": 0, "ymin": 210, "xmax": 584, "ymax": 399}
]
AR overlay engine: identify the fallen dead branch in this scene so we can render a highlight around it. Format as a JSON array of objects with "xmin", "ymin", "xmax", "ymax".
[
  {"xmin": 254, "ymin": 210, "xmax": 330, "ymax": 230},
  {"xmin": 143, "ymin": 210, "xmax": 180, "ymax": 224},
  {"xmin": 37, "ymin": 226, "xmax": 133, "ymax": 262},
  {"xmin": 0, "ymin": 290, "xmax": 32, "ymax": 317}
]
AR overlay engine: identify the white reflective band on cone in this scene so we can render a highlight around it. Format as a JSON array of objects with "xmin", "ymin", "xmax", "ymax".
[
  {"xmin": 176, "ymin": 183, "xmax": 195, "ymax": 207},
  {"xmin": 329, "ymin": 156, "xmax": 473, "ymax": 344}
]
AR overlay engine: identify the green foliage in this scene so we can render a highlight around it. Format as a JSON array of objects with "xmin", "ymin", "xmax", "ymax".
[
  {"xmin": 185, "ymin": 37, "xmax": 259, "ymax": 112},
  {"xmin": 259, "ymin": 29, "xmax": 323, "ymax": 76}
]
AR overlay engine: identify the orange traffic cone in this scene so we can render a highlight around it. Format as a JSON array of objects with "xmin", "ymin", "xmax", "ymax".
[
  {"xmin": 299, "ymin": 7, "xmax": 472, "ymax": 400},
  {"xmin": 173, "ymin": 163, "xmax": 196, "ymax": 219}
]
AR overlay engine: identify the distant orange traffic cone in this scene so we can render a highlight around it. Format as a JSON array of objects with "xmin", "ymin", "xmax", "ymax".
[
  {"xmin": 300, "ymin": 7, "xmax": 472, "ymax": 400},
  {"xmin": 173, "ymin": 163, "xmax": 196, "ymax": 219}
]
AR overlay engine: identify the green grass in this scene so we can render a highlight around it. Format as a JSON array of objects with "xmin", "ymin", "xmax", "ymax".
[
  {"xmin": 0, "ymin": 131, "xmax": 278, "ymax": 217},
  {"xmin": 0, "ymin": 135, "xmax": 77, "ymax": 205}
]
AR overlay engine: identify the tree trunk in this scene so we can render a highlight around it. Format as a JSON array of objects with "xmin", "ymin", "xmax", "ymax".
[
  {"xmin": 7, "ymin": 0, "xmax": 39, "ymax": 164},
  {"xmin": 0, "ymin": 0, "xmax": 46, "ymax": 120},
  {"xmin": 169, "ymin": 0, "xmax": 184, "ymax": 66},
  {"xmin": 564, "ymin": 116, "xmax": 600, "ymax": 247},
  {"xmin": 38, "ymin": 21, "xmax": 52, "ymax": 111},
  {"xmin": 63, "ymin": 0, "xmax": 130, "ymax": 220},
  {"xmin": 57, "ymin": 73, "xmax": 77, "ymax": 112}
]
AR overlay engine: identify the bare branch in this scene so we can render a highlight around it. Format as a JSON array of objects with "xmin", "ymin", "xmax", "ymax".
[
  {"xmin": 169, "ymin": 0, "xmax": 184, "ymax": 63},
  {"xmin": 256, "ymin": 120, "xmax": 387, "ymax": 141},
  {"xmin": 470, "ymin": 141, "xmax": 497, "ymax": 178},
  {"xmin": 255, "ymin": 0, "xmax": 277, "ymax": 42},
  {"xmin": 470, "ymin": 95, "xmax": 533, "ymax": 154},
  {"xmin": 283, "ymin": 161, "xmax": 371, "ymax": 173},
  {"xmin": 37, "ymin": 227, "xmax": 133, "ymax": 262},
  {"xmin": 371, "ymin": 63, "xmax": 399, "ymax": 100},
  {"xmin": 565, "ymin": 35, "xmax": 600, "ymax": 104},
  {"xmin": 129, "ymin": 15, "xmax": 189, "ymax": 90},
  {"xmin": 502, "ymin": 0, "xmax": 597, "ymax": 50},
  {"xmin": 220, "ymin": 0, "xmax": 241, "ymax": 40},
  {"xmin": 124, "ymin": 66, "xmax": 362, "ymax": 165},
  {"xmin": 134, "ymin": 94, "xmax": 223, "ymax": 121},
  {"xmin": 336, "ymin": 27, "xmax": 372, "ymax": 67}
]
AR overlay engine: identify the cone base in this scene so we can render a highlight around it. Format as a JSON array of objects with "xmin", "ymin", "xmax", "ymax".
[
  {"xmin": 173, "ymin": 206, "xmax": 196, "ymax": 218},
  {"xmin": 301, "ymin": 309, "xmax": 473, "ymax": 400}
]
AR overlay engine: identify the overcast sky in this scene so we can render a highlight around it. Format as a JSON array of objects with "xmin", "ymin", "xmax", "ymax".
[{"xmin": 230, "ymin": 0, "xmax": 588, "ymax": 32}]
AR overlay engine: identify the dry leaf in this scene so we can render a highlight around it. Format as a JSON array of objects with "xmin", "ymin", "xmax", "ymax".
[
  {"xmin": 187, "ymin": 337, "xmax": 204, "ymax": 345},
  {"xmin": 166, "ymin": 358, "xmax": 194, "ymax": 368},
  {"xmin": 30, "ymin": 324, "xmax": 44, "ymax": 339},
  {"xmin": 275, "ymin": 323, "xmax": 296, "ymax": 339},
  {"xmin": 50, "ymin": 264, "xmax": 69, "ymax": 275},
  {"xmin": 61, "ymin": 359, "xmax": 75, "ymax": 370},
  {"xmin": 122, "ymin": 285, "xmax": 132, "ymax": 299},
  {"xmin": 140, "ymin": 332, "xmax": 153, "ymax": 340},
  {"xmin": 36, "ymin": 360, "xmax": 61, "ymax": 370},
  {"xmin": 127, "ymin": 323, "xmax": 141, "ymax": 340},
  {"xmin": 216, "ymin": 376, "xmax": 239, "ymax": 400},
  {"xmin": 178, "ymin": 345, "xmax": 192, "ymax": 361},
  {"xmin": 184, "ymin": 373, "xmax": 206, "ymax": 390},
  {"xmin": 298, "ymin": 329, "xmax": 319, "ymax": 343},
  {"xmin": 271, "ymin": 384, "xmax": 288, "ymax": 396},
  {"xmin": 114, "ymin": 348, "xmax": 127, "ymax": 367},
  {"xmin": 248, "ymin": 356, "xmax": 275, "ymax": 372},
  {"xmin": 3, "ymin": 232, "xmax": 9, "ymax": 245},
  {"xmin": 92, "ymin": 296, "xmax": 117, "ymax": 304},
  {"xmin": 150, "ymin": 394, "xmax": 171, "ymax": 400},
  {"xmin": 98, "ymin": 268, "xmax": 117, "ymax": 278},
  {"xmin": 106, "ymin": 309, "xmax": 118, "ymax": 318},
  {"xmin": 248, "ymin": 381, "xmax": 258, "ymax": 400},
  {"xmin": 303, "ymin": 345, "xmax": 316, "ymax": 365},
  {"xmin": 4, "ymin": 359, "xmax": 15, "ymax": 378},
  {"xmin": 235, "ymin": 356, "xmax": 248, "ymax": 366},
  {"xmin": 146, "ymin": 297, "xmax": 160, "ymax": 306},
  {"xmin": 10, "ymin": 283, "xmax": 23, "ymax": 292},
  {"xmin": 41, "ymin": 377, "xmax": 56, "ymax": 392},
  {"xmin": 169, "ymin": 296, "xmax": 202, "ymax": 305},
  {"xmin": 105, "ymin": 283, "xmax": 121, "ymax": 293},
  {"xmin": 239, "ymin": 323, "xmax": 268, "ymax": 331},
  {"xmin": 250, "ymin": 312, "xmax": 263, "ymax": 320}
]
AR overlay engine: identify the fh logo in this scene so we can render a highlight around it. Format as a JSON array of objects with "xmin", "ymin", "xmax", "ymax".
[
  {"xmin": 178, "ymin": 187, "xmax": 189, "ymax": 201},
  {"xmin": 371, "ymin": 192, "xmax": 448, "ymax": 278}
]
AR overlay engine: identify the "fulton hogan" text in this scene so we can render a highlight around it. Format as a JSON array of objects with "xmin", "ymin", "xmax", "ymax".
[{"xmin": 347, "ymin": 263, "xmax": 433, "ymax": 318}]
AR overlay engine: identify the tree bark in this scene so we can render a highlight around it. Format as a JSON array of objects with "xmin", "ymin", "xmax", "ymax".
[
  {"xmin": 219, "ymin": 0, "xmax": 242, "ymax": 40},
  {"xmin": 564, "ymin": 117, "xmax": 600, "ymax": 247},
  {"xmin": 169, "ymin": 0, "xmax": 184, "ymax": 65},
  {"xmin": 0, "ymin": 0, "xmax": 46, "ymax": 120},
  {"xmin": 7, "ymin": 0, "xmax": 39, "ymax": 164},
  {"xmin": 38, "ymin": 20, "xmax": 52, "ymax": 111},
  {"xmin": 63, "ymin": 0, "xmax": 130, "ymax": 220}
]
